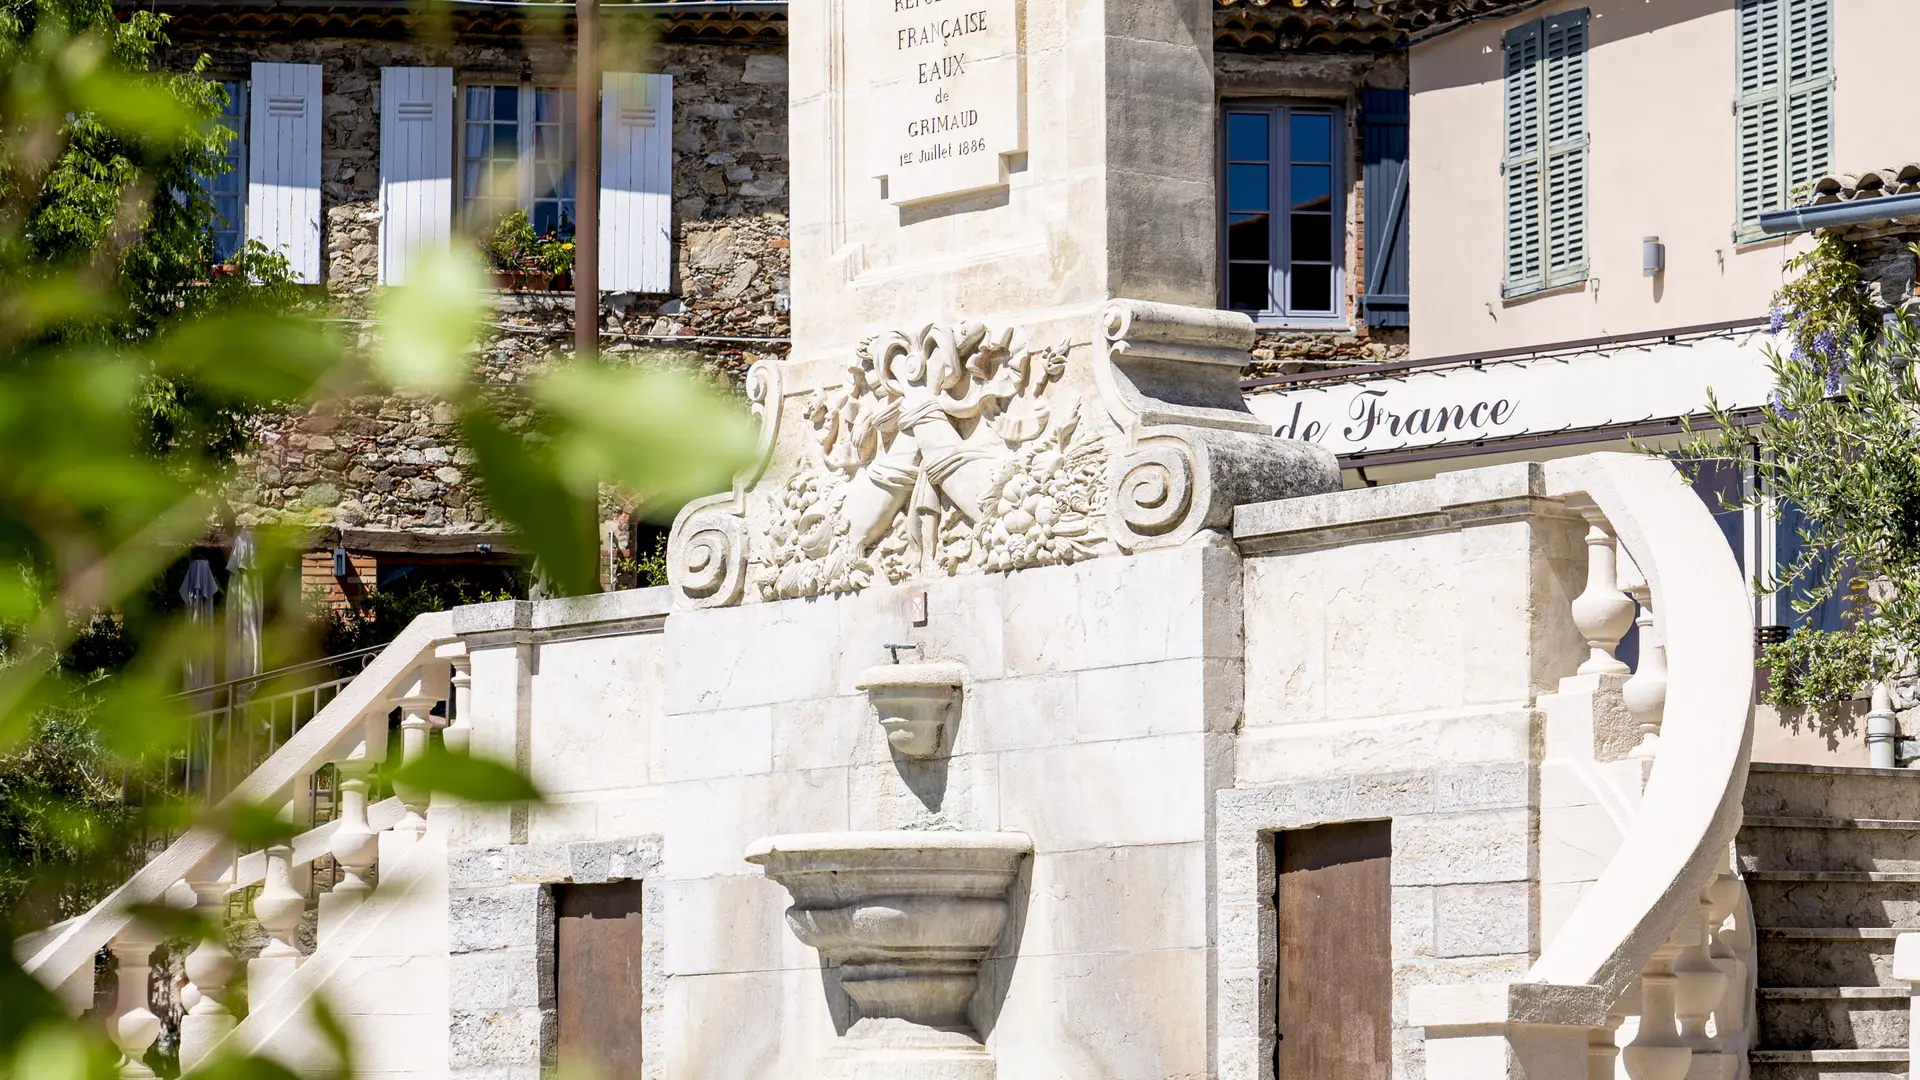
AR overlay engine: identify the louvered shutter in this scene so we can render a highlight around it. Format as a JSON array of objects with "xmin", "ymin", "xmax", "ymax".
[
  {"xmin": 1502, "ymin": 21, "xmax": 1544, "ymax": 296},
  {"xmin": 1541, "ymin": 10, "xmax": 1588, "ymax": 289},
  {"xmin": 379, "ymin": 67, "xmax": 454, "ymax": 286},
  {"xmin": 1737, "ymin": 0, "xmax": 1831, "ymax": 237},
  {"xmin": 248, "ymin": 63, "xmax": 323, "ymax": 284},
  {"xmin": 601, "ymin": 72, "xmax": 675, "ymax": 294},
  {"xmin": 1783, "ymin": 0, "xmax": 1833, "ymax": 203},
  {"xmin": 1360, "ymin": 90, "xmax": 1409, "ymax": 328}
]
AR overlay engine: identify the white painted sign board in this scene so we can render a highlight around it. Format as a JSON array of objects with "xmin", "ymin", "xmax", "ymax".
[
  {"xmin": 1244, "ymin": 332, "xmax": 1779, "ymax": 457},
  {"xmin": 871, "ymin": 0, "xmax": 1023, "ymax": 205}
]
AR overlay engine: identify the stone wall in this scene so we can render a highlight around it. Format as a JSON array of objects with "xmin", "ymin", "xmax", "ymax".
[{"xmin": 151, "ymin": 26, "xmax": 790, "ymax": 547}]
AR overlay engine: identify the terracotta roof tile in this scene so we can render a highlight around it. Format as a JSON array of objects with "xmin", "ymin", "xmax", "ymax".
[
  {"xmin": 1806, "ymin": 164, "xmax": 1920, "ymax": 205},
  {"xmin": 1213, "ymin": 0, "xmax": 1522, "ymax": 52}
]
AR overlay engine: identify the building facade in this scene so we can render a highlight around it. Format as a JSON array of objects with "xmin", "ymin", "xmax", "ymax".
[
  {"xmin": 136, "ymin": 0, "xmax": 1447, "ymax": 611},
  {"xmin": 1242, "ymin": 0, "xmax": 1920, "ymax": 763},
  {"xmin": 137, "ymin": 0, "xmax": 794, "ymax": 601}
]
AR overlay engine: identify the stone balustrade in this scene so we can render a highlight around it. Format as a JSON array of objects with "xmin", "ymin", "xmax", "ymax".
[
  {"xmin": 11, "ymin": 613, "xmax": 463, "ymax": 1077},
  {"xmin": 1563, "ymin": 498, "xmax": 1751, "ymax": 1080},
  {"xmin": 1413, "ymin": 454, "xmax": 1754, "ymax": 1080}
]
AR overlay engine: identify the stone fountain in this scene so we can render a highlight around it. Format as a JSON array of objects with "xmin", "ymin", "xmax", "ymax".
[
  {"xmin": 856, "ymin": 651, "xmax": 966, "ymax": 759},
  {"xmin": 746, "ymin": 831, "xmax": 1032, "ymax": 1078}
]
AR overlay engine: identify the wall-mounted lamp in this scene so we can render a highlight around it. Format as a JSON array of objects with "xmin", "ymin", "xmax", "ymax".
[
  {"xmin": 1643, "ymin": 236, "xmax": 1666, "ymax": 278},
  {"xmin": 332, "ymin": 547, "xmax": 350, "ymax": 578}
]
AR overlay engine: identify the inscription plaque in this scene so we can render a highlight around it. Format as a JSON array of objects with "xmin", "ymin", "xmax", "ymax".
[{"xmin": 871, "ymin": 0, "xmax": 1023, "ymax": 205}]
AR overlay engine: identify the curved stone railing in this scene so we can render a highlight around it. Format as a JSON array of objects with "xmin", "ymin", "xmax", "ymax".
[
  {"xmin": 1414, "ymin": 453, "xmax": 1755, "ymax": 1080},
  {"xmin": 16, "ymin": 611, "xmax": 464, "ymax": 1077}
]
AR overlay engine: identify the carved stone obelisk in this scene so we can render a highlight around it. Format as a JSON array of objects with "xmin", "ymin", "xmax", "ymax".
[
  {"xmin": 661, "ymin": 4, "xmax": 1337, "ymax": 1078},
  {"xmin": 669, "ymin": 0, "xmax": 1337, "ymax": 609}
]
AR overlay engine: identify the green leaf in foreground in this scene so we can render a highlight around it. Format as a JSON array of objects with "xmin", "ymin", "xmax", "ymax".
[{"xmin": 389, "ymin": 746, "xmax": 541, "ymax": 804}]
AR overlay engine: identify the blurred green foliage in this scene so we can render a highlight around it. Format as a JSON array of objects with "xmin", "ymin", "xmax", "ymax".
[{"xmin": 0, "ymin": 1, "xmax": 756, "ymax": 1076}]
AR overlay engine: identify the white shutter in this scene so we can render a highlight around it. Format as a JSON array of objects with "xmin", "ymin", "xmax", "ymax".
[
  {"xmin": 379, "ymin": 67, "xmax": 454, "ymax": 285},
  {"xmin": 601, "ymin": 72, "xmax": 675, "ymax": 294},
  {"xmin": 247, "ymin": 62, "xmax": 323, "ymax": 284}
]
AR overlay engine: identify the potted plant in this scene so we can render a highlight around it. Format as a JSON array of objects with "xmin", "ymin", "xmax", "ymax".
[{"xmin": 481, "ymin": 210, "xmax": 577, "ymax": 291}]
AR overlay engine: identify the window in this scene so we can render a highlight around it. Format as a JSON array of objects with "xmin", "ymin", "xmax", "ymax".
[
  {"xmin": 1502, "ymin": 10, "xmax": 1588, "ymax": 298},
  {"xmin": 1223, "ymin": 103, "xmax": 1345, "ymax": 324},
  {"xmin": 207, "ymin": 79, "xmax": 248, "ymax": 262},
  {"xmin": 461, "ymin": 83, "xmax": 577, "ymax": 236},
  {"xmin": 1737, "ymin": 0, "xmax": 1833, "ymax": 239}
]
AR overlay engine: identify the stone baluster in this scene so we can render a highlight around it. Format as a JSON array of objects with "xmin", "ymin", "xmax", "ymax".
[
  {"xmin": 179, "ymin": 848, "xmax": 238, "ymax": 1071},
  {"xmin": 1672, "ymin": 895, "xmax": 1730, "ymax": 1079},
  {"xmin": 1587, "ymin": 1006, "xmax": 1625, "ymax": 1080},
  {"xmin": 318, "ymin": 745, "xmax": 379, "ymax": 945},
  {"xmin": 1623, "ymin": 584, "xmax": 1669, "ymax": 762},
  {"xmin": 444, "ymin": 655, "xmax": 473, "ymax": 757},
  {"xmin": 1892, "ymin": 934, "xmax": 1920, "ymax": 1078},
  {"xmin": 249, "ymin": 843, "xmax": 306, "ymax": 1006},
  {"xmin": 1867, "ymin": 681, "xmax": 1897, "ymax": 769},
  {"xmin": 1621, "ymin": 942, "xmax": 1692, "ymax": 1080},
  {"xmin": 107, "ymin": 925, "xmax": 162, "ymax": 1078},
  {"xmin": 391, "ymin": 668, "xmax": 447, "ymax": 841},
  {"xmin": 1573, "ymin": 522, "xmax": 1636, "ymax": 676},
  {"xmin": 1704, "ymin": 874, "xmax": 1752, "ymax": 1064}
]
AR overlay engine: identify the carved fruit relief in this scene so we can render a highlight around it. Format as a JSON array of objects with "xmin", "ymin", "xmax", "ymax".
[{"xmin": 757, "ymin": 321, "xmax": 1110, "ymax": 600}]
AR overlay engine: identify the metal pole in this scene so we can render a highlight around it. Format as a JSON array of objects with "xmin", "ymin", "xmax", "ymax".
[
  {"xmin": 555, "ymin": 0, "xmax": 605, "ymax": 596},
  {"xmin": 574, "ymin": 0, "xmax": 600, "ymax": 364}
]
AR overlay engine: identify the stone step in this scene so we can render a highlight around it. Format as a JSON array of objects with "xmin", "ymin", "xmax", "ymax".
[
  {"xmin": 1748, "ymin": 873, "xmax": 1920, "ymax": 930},
  {"xmin": 1761, "ymin": 988, "xmax": 1916, "ymax": 1000},
  {"xmin": 1757, "ymin": 991, "xmax": 1910, "ymax": 1051},
  {"xmin": 1745, "ymin": 764, "xmax": 1920, "ymax": 823},
  {"xmin": 1750, "ymin": 1046, "xmax": 1908, "ymax": 1080},
  {"xmin": 1757, "ymin": 929, "xmax": 1905, "ymax": 989},
  {"xmin": 1742, "ymin": 818, "xmax": 1920, "ymax": 874}
]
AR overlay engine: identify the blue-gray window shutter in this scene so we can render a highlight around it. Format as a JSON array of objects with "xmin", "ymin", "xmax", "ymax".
[
  {"xmin": 1541, "ymin": 10, "xmax": 1588, "ymax": 289},
  {"xmin": 1737, "ymin": 0, "xmax": 1831, "ymax": 237},
  {"xmin": 1361, "ymin": 89, "xmax": 1409, "ymax": 329},
  {"xmin": 1503, "ymin": 19, "xmax": 1545, "ymax": 296}
]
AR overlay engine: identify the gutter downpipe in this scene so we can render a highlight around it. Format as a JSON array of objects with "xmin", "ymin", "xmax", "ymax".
[{"xmin": 1757, "ymin": 192, "xmax": 1920, "ymax": 236}]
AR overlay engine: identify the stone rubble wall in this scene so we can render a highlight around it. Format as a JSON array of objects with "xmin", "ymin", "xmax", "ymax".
[{"xmin": 150, "ymin": 30, "xmax": 790, "ymax": 538}]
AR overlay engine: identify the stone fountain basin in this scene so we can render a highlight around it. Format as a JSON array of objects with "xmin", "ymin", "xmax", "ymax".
[
  {"xmin": 744, "ymin": 831, "xmax": 1029, "ymax": 907},
  {"xmin": 786, "ymin": 896, "xmax": 1011, "ymax": 960},
  {"xmin": 746, "ymin": 832, "xmax": 1033, "ymax": 1034},
  {"xmin": 854, "ymin": 662, "xmax": 967, "ymax": 758},
  {"xmin": 853, "ymin": 662, "xmax": 968, "ymax": 694}
]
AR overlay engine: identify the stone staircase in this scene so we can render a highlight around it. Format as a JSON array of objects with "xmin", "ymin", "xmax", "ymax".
[{"xmin": 1744, "ymin": 762, "xmax": 1919, "ymax": 1079}]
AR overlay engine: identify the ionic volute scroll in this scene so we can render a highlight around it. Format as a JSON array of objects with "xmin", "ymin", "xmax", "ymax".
[{"xmin": 667, "ymin": 359, "xmax": 783, "ymax": 609}]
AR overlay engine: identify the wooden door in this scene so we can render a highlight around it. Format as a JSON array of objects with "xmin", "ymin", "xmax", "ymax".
[
  {"xmin": 556, "ymin": 881, "xmax": 645, "ymax": 1079},
  {"xmin": 1274, "ymin": 820, "xmax": 1392, "ymax": 1080}
]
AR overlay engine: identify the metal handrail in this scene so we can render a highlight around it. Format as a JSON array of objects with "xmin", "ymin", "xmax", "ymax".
[{"xmin": 165, "ymin": 643, "xmax": 386, "ymax": 702}]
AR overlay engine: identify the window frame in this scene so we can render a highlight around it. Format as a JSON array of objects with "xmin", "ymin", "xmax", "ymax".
[
  {"xmin": 208, "ymin": 77, "xmax": 250, "ymax": 264},
  {"xmin": 1219, "ymin": 99, "xmax": 1350, "ymax": 330},
  {"xmin": 456, "ymin": 78, "xmax": 579, "ymax": 237}
]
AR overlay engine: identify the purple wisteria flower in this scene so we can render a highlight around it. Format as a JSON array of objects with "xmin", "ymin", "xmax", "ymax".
[
  {"xmin": 1813, "ymin": 329, "xmax": 1838, "ymax": 358},
  {"xmin": 1770, "ymin": 308, "xmax": 1788, "ymax": 334},
  {"xmin": 1769, "ymin": 388, "xmax": 1789, "ymax": 417}
]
